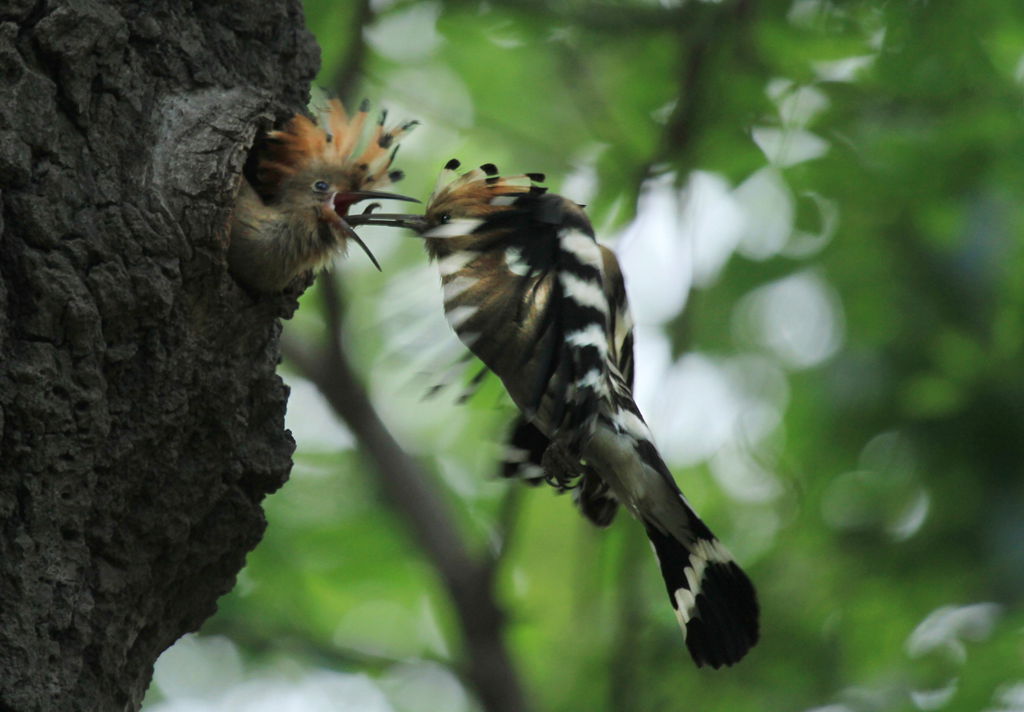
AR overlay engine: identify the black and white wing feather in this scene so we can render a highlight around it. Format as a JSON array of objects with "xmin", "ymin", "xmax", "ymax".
[
  {"xmin": 426, "ymin": 191, "xmax": 610, "ymax": 447},
  {"xmin": 420, "ymin": 165, "xmax": 759, "ymax": 669}
]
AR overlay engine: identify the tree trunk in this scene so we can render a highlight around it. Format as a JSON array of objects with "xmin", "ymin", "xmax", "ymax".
[{"xmin": 0, "ymin": 1, "xmax": 319, "ymax": 709}]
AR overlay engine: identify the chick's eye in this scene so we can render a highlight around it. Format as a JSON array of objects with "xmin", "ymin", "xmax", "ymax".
[{"xmin": 313, "ymin": 180, "xmax": 330, "ymax": 192}]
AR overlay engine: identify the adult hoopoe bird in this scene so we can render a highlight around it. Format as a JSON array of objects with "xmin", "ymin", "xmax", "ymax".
[
  {"xmin": 228, "ymin": 99, "xmax": 419, "ymax": 292},
  {"xmin": 349, "ymin": 161, "xmax": 760, "ymax": 668}
]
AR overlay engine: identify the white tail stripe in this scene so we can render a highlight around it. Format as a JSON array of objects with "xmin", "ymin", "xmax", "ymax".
[
  {"xmin": 672, "ymin": 538, "xmax": 736, "ymax": 627},
  {"xmin": 674, "ymin": 589, "xmax": 697, "ymax": 634}
]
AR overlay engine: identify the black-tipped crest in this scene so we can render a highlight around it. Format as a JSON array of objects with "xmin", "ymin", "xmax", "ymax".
[
  {"xmin": 480, "ymin": 163, "xmax": 499, "ymax": 176},
  {"xmin": 444, "ymin": 158, "xmax": 461, "ymax": 170},
  {"xmin": 251, "ymin": 99, "xmax": 415, "ymax": 200}
]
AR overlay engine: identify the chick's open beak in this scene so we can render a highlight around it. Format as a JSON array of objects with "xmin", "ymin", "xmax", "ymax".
[{"xmin": 324, "ymin": 191, "xmax": 422, "ymax": 271}]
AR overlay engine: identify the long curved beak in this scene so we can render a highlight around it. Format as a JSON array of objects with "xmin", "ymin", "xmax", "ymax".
[
  {"xmin": 344, "ymin": 212, "xmax": 429, "ymax": 233},
  {"xmin": 336, "ymin": 220, "xmax": 383, "ymax": 271},
  {"xmin": 328, "ymin": 192, "xmax": 422, "ymax": 271},
  {"xmin": 339, "ymin": 190, "xmax": 422, "ymax": 204}
]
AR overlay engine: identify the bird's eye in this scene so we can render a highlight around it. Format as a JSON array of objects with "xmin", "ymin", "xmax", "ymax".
[
  {"xmin": 439, "ymin": 213, "xmax": 451, "ymax": 224},
  {"xmin": 313, "ymin": 180, "xmax": 330, "ymax": 192}
]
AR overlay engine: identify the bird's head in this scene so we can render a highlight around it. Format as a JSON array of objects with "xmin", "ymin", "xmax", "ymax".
[
  {"xmin": 251, "ymin": 99, "xmax": 420, "ymax": 269},
  {"xmin": 345, "ymin": 159, "xmax": 546, "ymax": 246}
]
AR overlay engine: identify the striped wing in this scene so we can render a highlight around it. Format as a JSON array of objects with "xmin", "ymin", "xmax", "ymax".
[
  {"xmin": 443, "ymin": 200, "xmax": 639, "ymax": 526},
  {"xmin": 429, "ymin": 184, "xmax": 760, "ymax": 667},
  {"xmin": 430, "ymin": 193, "xmax": 610, "ymax": 446}
]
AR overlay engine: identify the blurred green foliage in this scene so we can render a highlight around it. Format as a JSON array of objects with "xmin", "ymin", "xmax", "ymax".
[{"xmin": 147, "ymin": 1, "xmax": 1024, "ymax": 710}]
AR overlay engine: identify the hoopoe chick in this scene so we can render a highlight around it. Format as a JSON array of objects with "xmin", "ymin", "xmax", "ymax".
[
  {"xmin": 349, "ymin": 160, "xmax": 760, "ymax": 669},
  {"xmin": 228, "ymin": 99, "xmax": 419, "ymax": 292}
]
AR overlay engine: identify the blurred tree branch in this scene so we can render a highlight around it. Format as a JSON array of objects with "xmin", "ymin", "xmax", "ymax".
[
  {"xmin": 647, "ymin": 0, "xmax": 758, "ymax": 182},
  {"xmin": 331, "ymin": 0, "xmax": 373, "ymax": 103},
  {"xmin": 444, "ymin": 0, "xmax": 696, "ymax": 32},
  {"xmin": 288, "ymin": 12, "xmax": 529, "ymax": 710},
  {"xmin": 203, "ymin": 617, "xmax": 460, "ymax": 680},
  {"xmin": 281, "ymin": 272, "xmax": 529, "ymax": 712},
  {"xmin": 609, "ymin": 531, "xmax": 650, "ymax": 710}
]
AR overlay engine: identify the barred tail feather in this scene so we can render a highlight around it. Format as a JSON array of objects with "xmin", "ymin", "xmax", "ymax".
[{"xmin": 643, "ymin": 515, "xmax": 759, "ymax": 668}]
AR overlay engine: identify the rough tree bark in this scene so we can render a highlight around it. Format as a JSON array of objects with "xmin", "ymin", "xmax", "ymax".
[{"xmin": 0, "ymin": 1, "xmax": 318, "ymax": 709}]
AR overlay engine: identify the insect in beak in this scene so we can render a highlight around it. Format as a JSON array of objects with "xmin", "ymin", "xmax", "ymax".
[{"xmin": 325, "ymin": 191, "xmax": 421, "ymax": 271}]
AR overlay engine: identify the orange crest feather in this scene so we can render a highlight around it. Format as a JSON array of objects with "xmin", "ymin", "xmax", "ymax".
[
  {"xmin": 426, "ymin": 160, "xmax": 547, "ymax": 218},
  {"xmin": 254, "ymin": 99, "xmax": 417, "ymax": 196}
]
